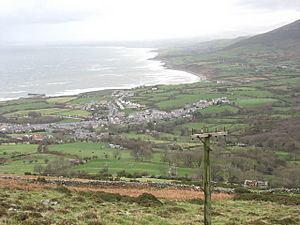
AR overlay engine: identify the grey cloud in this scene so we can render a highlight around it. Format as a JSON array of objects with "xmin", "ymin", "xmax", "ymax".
[
  {"xmin": 238, "ymin": 0, "xmax": 300, "ymax": 11},
  {"xmin": 0, "ymin": 13, "xmax": 88, "ymax": 26},
  {"xmin": 0, "ymin": 4, "xmax": 94, "ymax": 26}
]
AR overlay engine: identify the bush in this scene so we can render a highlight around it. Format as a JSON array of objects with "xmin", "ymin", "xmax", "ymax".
[
  {"xmin": 77, "ymin": 191, "xmax": 163, "ymax": 207},
  {"xmin": 234, "ymin": 193, "xmax": 300, "ymax": 205},
  {"xmin": 36, "ymin": 177, "xmax": 47, "ymax": 183},
  {"xmin": 94, "ymin": 192, "xmax": 123, "ymax": 202},
  {"xmin": 0, "ymin": 205, "xmax": 7, "ymax": 217},
  {"xmin": 43, "ymin": 158, "xmax": 72, "ymax": 176},
  {"xmin": 15, "ymin": 212, "xmax": 29, "ymax": 221},
  {"xmin": 116, "ymin": 170, "xmax": 128, "ymax": 177},
  {"xmin": 54, "ymin": 186, "xmax": 71, "ymax": 195},
  {"xmin": 87, "ymin": 221, "xmax": 103, "ymax": 225},
  {"xmin": 28, "ymin": 212, "xmax": 43, "ymax": 218},
  {"xmin": 136, "ymin": 193, "xmax": 162, "ymax": 207},
  {"xmin": 187, "ymin": 198, "xmax": 204, "ymax": 205},
  {"xmin": 72, "ymin": 196, "xmax": 85, "ymax": 202},
  {"xmin": 78, "ymin": 211, "xmax": 98, "ymax": 219},
  {"xmin": 234, "ymin": 187, "xmax": 251, "ymax": 194},
  {"xmin": 157, "ymin": 206, "xmax": 187, "ymax": 218}
]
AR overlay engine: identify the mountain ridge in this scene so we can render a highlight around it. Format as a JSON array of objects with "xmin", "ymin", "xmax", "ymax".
[{"xmin": 224, "ymin": 19, "xmax": 300, "ymax": 51}]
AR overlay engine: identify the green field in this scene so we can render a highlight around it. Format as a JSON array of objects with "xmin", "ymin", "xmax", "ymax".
[
  {"xmin": 200, "ymin": 105, "xmax": 239, "ymax": 114},
  {"xmin": 5, "ymin": 108, "xmax": 91, "ymax": 117},
  {"xmin": 234, "ymin": 98, "xmax": 278, "ymax": 107},
  {"xmin": 0, "ymin": 154, "xmax": 61, "ymax": 174},
  {"xmin": 0, "ymin": 101, "xmax": 51, "ymax": 114},
  {"xmin": 0, "ymin": 142, "xmax": 195, "ymax": 177},
  {"xmin": 46, "ymin": 96, "xmax": 77, "ymax": 104},
  {"xmin": 154, "ymin": 93, "xmax": 224, "ymax": 110},
  {"xmin": 0, "ymin": 144, "xmax": 37, "ymax": 155},
  {"xmin": 1, "ymin": 35, "xmax": 300, "ymax": 188},
  {"xmin": 0, "ymin": 95, "xmax": 95, "ymax": 120}
]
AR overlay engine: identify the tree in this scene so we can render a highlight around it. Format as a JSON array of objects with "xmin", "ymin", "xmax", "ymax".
[
  {"xmin": 28, "ymin": 111, "xmax": 41, "ymax": 118},
  {"xmin": 130, "ymin": 143, "xmax": 153, "ymax": 161},
  {"xmin": 34, "ymin": 164, "xmax": 44, "ymax": 174},
  {"xmin": 227, "ymin": 165, "xmax": 243, "ymax": 184},
  {"xmin": 99, "ymin": 164, "xmax": 110, "ymax": 178},
  {"xmin": 180, "ymin": 128, "xmax": 190, "ymax": 136},
  {"xmin": 146, "ymin": 122, "xmax": 154, "ymax": 130},
  {"xmin": 37, "ymin": 143, "xmax": 48, "ymax": 153},
  {"xmin": 192, "ymin": 111, "xmax": 204, "ymax": 121},
  {"xmin": 43, "ymin": 158, "xmax": 72, "ymax": 176},
  {"xmin": 180, "ymin": 151, "xmax": 201, "ymax": 168},
  {"xmin": 112, "ymin": 149, "xmax": 121, "ymax": 160}
]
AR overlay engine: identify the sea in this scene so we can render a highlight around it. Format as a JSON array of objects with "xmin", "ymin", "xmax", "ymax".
[{"xmin": 0, "ymin": 46, "xmax": 201, "ymax": 101}]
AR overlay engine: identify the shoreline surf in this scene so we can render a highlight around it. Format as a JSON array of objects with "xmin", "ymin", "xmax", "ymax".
[{"xmin": 0, "ymin": 47, "xmax": 202, "ymax": 102}]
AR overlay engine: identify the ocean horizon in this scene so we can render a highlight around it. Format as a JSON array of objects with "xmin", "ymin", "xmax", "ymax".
[{"xmin": 0, "ymin": 46, "xmax": 201, "ymax": 101}]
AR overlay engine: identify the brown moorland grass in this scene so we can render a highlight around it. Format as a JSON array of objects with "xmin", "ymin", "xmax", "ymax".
[{"xmin": 0, "ymin": 174, "xmax": 233, "ymax": 201}]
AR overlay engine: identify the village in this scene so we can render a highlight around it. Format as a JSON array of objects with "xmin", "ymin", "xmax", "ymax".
[{"xmin": 0, "ymin": 89, "xmax": 231, "ymax": 144}]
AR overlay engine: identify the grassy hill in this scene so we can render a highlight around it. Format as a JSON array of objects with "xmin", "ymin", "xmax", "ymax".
[
  {"xmin": 158, "ymin": 19, "xmax": 300, "ymax": 78},
  {"xmin": 1, "ymin": 182, "xmax": 300, "ymax": 225},
  {"xmin": 153, "ymin": 20, "xmax": 300, "ymax": 187},
  {"xmin": 226, "ymin": 19, "xmax": 300, "ymax": 54},
  {"xmin": 1, "ymin": 20, "xmax": 300, "ymax": 188}
]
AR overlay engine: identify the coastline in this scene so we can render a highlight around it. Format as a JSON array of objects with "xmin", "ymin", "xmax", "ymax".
[
  {"xmin": 153, "ymin": 49, "xmax": 211, "ymax": 81},
  {"xmin": 156, "ymin": 58, "xmax": 206, "ymax": 81},
  {"xmin": 0, "ymin": 47, "xmax": 202, "ymax": 103},
  {"xmin": 150, "ymin": 48, "xmax": 206, "ymax": 81}
]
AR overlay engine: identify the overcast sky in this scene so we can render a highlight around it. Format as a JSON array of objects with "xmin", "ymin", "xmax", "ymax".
[{"xmin": 0, "ymin": 0, "xmax": 299, "ymax": 44}]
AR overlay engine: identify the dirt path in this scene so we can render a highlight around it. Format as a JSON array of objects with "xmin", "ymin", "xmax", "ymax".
[{"xmin": 0, "ymin": 174, "xmax": 233, "ymax": 201}]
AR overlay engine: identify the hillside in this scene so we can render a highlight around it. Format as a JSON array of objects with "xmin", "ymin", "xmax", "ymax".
[
  {"xmin": 226, "ymin": 19, "xmax": 300, "ymax": 53},
  {"xmin": 158, "ymin": 19, "xmax": 300, "ymax": 78},
  {"xmin": 154, "ymin": 19, "xmax": 300, "ymax": 185},
  {"xmin": 1, "ymin": 20, "xmax": 300, "ymax": 194},
  {"xmin": 1, "ymin": 180, "xmax": 300, "ymax": 225}
]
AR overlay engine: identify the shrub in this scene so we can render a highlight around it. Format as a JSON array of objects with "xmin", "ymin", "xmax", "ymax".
[
  {"xmin": 116, "ymin": 170, "xmax": 129, "ymax": 177},
  {"xmin": 0, "ymin": 205, "xmax": 7, "ymax": 217},
  {"xmin": 23, "ymin": 218, "xmax": 52, "ymax": 225},
  {"xmin": 79, "ymin": 211, "xmax": 98, "ymax": 219},
  {"xmin": 234, "ymin": 187, "xmax": 251, "ymax": 194},
  {"xmin": 187, "ymin": 198, "xmax": 204, "ymax": 205},
  {"xmin": 15, "ymin": 212, "xmax": 29, "ymax": 221},
  {"xmin": 94, "ymin": 192, "xmax": 123, "ymax": 202},
  {"xmin": 72, "ymin": 196, "xmax": 85, "ymax": 202},
  {"xmin": 28, "ymin": 212, "xmax": 43, "ymax": 218},
  {"xmin": 87, "ymin": 221, "xmax": 103, "ymax": 225},
  {"xmin": 157, "ymin": 206, "xmax": 187, "ymax": 218},
  {"xmin": 136, "ymin": 193, "xmax": 162, "ymax": 207},
  {"xmin": 54, "ymin": 186, "xmax": 71, "ymax": 195},
  {"xmin": 234, "ymin": 193, "xmax": 300, "ymax": 205},
  {"xmin": 36, "ymin": 177, "xmax": 47, "ymax": 183}
]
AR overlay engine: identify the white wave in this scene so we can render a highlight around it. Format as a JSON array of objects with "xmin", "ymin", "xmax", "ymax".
[
  {"xmin": 87, "ymin": 68, "xmax": 111, "ymax": 72},
  {"xmin": 87, "ymin": 65, "xmax": 112, "ymax": 71},
  {"xmin": 105, "ymin": 58, "xmax": 118, "ymax": 62},
  {"xmin": 47, "ymin": 81, "xmax": 69, "ymax": 85},
  {"xmin": 9, "ymin": 91, "xmax": 26, "ymax": 94},
  {"xmin": 0, "ymin": 46, "xmax": 202, "ymax": 101},
  {"xmin": 17, "ymin": 84, "xmax": 30, "ymax": 87},
  {"xmin": 0, "ymin": 97, "xmax": 19, "ymax": 102},
  {"xmin": 52, "ymin": 85, "xmax": 137, "ymax": 97}
]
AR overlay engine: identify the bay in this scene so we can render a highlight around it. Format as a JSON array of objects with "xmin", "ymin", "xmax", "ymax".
[{"xmin": 0, "ymin": 46, "xmax": 200, "ymax": 101}]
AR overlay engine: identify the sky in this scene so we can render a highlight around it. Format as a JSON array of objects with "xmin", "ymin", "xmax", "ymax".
[{"xmin": 0, "ymin": 0, "xmax": 300, "ymax": 44}]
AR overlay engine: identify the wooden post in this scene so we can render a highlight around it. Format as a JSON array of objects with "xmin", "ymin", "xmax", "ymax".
[
  {"xmin": 192, "ymin": 127, "xmax": 227, "ymax": 225},
  {"xmin": 203, "ymin": 134, "xmax": 211, "ymax": 225}
]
